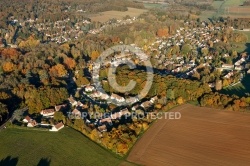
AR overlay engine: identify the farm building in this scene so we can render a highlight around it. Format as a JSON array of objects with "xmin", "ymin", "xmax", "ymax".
[{"xmin": 50, "ymin": 122, "xmax": 64, "ymax": 132}]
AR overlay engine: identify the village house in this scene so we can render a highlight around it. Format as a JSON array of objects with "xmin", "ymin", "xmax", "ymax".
[
  {"xmin": 208, "ymin": 82, "xmax": 215, "ymax": 88},
  {"xmin": 187, "ymin": 68, "xmax": 197, "ymax": 76},
  {"xmin": 111, "ymin": 112, "xmax": 122, "ymax": 120},
  {"xmin": 50, "ymin": 122, "xmax": 64, "ymax": 132},
  {"xmin": 248, "ymin": 69, "xmax": 250, "ymax": 74},
  {"xmin": 91, "ymin": 91, "xmax": 102, "ymax": 98},
  {"xmin": 98, "ymin": 125, "xmax": 107, "ymax": 132},
  {"xmin": 85, "ymin": 85, "xmax": 95, "ymax": 92},
  {"xmin": 110, "ymin": 108, "xmax": 130, "ymax": 120},
  {"xmin": 222, "ymin": 64, "xmax": 234, "ymax": 69},
  {"xmin": 235, "ymin": 65, "xmax": 244, "ymax": 71},
  {"xmin": 120, "ymin": 108, "xmax": 130, "ymax": 117},
  {"xmin": 41, "ymin": 109, "xmax": 55, "ymax": 117},
  {"xmin": 141, "ymin": 101, "xmax": 153, "ymax": 109},
  {"xmin": 68, "ymin": 95, "xmax": 77, "ymax": 106},
  {"xmin": 27, "ymin": 120, "xmax": 37, "ymax": 127},
  {"xmin": 22, "ymin": 116, "xmax": 31, "ymax": 123},
  {"xmin": 77, "ymin": 101, "xmax": 83, "ymax": 107},
  {"xmin": 150, "ymin": 96, "xmax": 158, "ymax": 103},
  {"xmin": 100, "ymin": 93, "xmax": 109, "ymax": 100},
  {"xmin": 132, "ymin": 105, "xmax": 139, "ymax": 111},
  {"xmin": 224, "ymin": 71, "xmax": 234, "ymax": 79},
  {"xmin": 72, "ymin": 109, "xmax": 81, "ymax": 118},
  {"xmin": 100, "ymin": 117, "xmax": 112, "ymax": 124},
  {"xmin": 55, "ymin": 104, "xmax": 67, "ymax": 112},
  {"xmin": 126, "ymin": 97, "xmax": 139, "ymax": 104},
  {"xmin": 235, "ymin": 58, "xmax": 245, "ymax": 66},
  {"xmin": 111, "ymin": 93, "xmax": 125, "ymax": 103}
]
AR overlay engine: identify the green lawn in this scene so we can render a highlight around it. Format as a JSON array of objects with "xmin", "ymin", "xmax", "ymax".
[
  {"xmin": 200, "ymin": 0, "xmax": 246, "ymax": 20},
  {"xmin": 143, "ymin": 3, "xmax": 164, "ymax": 9},
  {"xmin": 220, "ymin": 74, "xmax": 250, "ymax": 97},
  {"xmin": 243, "ymin": 31, "xmax": 250, "ymax": 42},
  {"xmin": 232, "ymin": 31, "xmax": 250, "ymax": 54},
  {"xmin": 212, "ymin": 1, "xmax": 224, "ymax": 9},
  {"xmin": 0, "ymin": 127, "xmax": 124, "ymax": 166},
  {"xmin": 222, "ymin": 0, "xmax": 245, "ymax": 8}
]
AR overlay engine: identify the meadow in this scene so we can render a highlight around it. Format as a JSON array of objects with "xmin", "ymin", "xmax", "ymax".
[
  {"xmin": 0, "ymin": 127, "xmax": 124, "ymax": 166},
  {"xmin": 143, "ymin": 3, "xmax": 165, "ymax": 9},
  {"xmin": 89, "ymin": 8, "xmax": 147, "ymax": 23},
  {"xmin": 200, "ymin": 0, "xmax": 250, "ymax": 20}
]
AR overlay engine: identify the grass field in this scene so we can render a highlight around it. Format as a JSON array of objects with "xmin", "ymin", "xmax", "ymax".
[
  {"xmin": 200, "ymin": 0, "xmax": 248, "ymax": 20},
  {"xmin": 143, "ymin": 3, "xmax": 164, "ymax": 9},
  {"xmin": 221, "ymin": 74, "xmax": 250, "ymax": 97},
  {"xmin": 223, "ymin": 0, "xmax": 246, "ymax": 7},
  {"xmin": 89, "ymin": 8, "xmax": 147, "ymax": 23},
  {"xmin": 230, "ymin": 30, "xmax": 250, "ymax": 55},
  {"xmin": 0, "ymin": 127, "xmax": 124, "ymax": 166},
  {"xmin": 127, "ymin": 104, "xmax": 250, "ymax": 166}
]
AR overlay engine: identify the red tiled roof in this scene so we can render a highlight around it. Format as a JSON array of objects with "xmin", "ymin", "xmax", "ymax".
[
  {"xmin": 25, "ymin": 116, "xmax": 31, "ymax": 122},
  {"xmin": 41, "ymin": 109, "xmax": 55, "ymax": 114},
  {"xmin": 55, "ymin": 122, "xmax": 64, "ymax": 129},
  {"xmin": 55, "ymin": 104, "xmax": 67, "ymax": 111},
  {"xmin": 72, "ymin": 109, "xmax": 81, "ymax": 115}
]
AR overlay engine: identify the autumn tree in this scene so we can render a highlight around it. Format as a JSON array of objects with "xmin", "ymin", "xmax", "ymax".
[
  {"xmin": 176, "ymin": 96, "xmax": 184, "ymax": 105},
  {"xmin": 2, "ymin": 62, "xmax": 15, "ymax": 73},
  {"xmin": 1, "ymin": 48, "xmax": 19, "ymax": 60},
  {"xmin": 75, "ymin": 76, "xmax": 90, "ymax": 87},
  {"xmin": 91, "ymin": 50, "xmax": 100, "ymax": 61},
  {"xmin": 54, "ymin": 111, "xmax": 66, "ymax": 123},
  {"xmin": 0, "ymin": 102, "xmax": 8, "ymax": 122},
  {"xmin": 49, "ymin": 64, "xmax": 67, "ymax": 77},
  {"xmin": 157, "ymin": 28, "xmax": 169, "ymax": 38},
  {"xmin": 64, "ymin": 57, "xmax": 76, "ymax": 70},
  {"xmin": 19, "ymin": 35, "xmax": 40, "ymax": 51}
]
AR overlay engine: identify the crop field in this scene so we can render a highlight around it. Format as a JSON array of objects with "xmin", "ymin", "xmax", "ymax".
[
  {"xmin": 229, "ymin": 7, "xmax": 250, "ymax": 13},
  {"xmin": 200, "ymin": 0, "xmax": 249, "ymax": 19},
  {"xmin": 0, "ymin": 127, "xmax": 124, "ymax": 166},
  {"xmin": 89, "ymin": 8, "xmax": 147, "ymax": 23},
  {"xmin": 127, "ymin": 104, "xmax": 250, "ymax": 166},
  {"xmin": 222, "ymin": 6, "xmax": 250, "ymax": 18}
]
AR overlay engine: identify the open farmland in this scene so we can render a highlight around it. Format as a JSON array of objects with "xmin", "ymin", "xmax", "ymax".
[
  {"xmin": 127, "ymin": 104, "xmax": 250, "ymax": 166},
  {"xmin": 200, "ymin": 0, "xmax": 250, "ymax": 19},
  {"xmin": 223, "ymin": 6, "xmax": 250, "ymax": 18},
  {"xmin": 89, "ymin": 7, "xmax": 147, "ymax": 23},
  {"xmin": 0, "ymin": 127, "xmax": 124, "ymax": 166}
]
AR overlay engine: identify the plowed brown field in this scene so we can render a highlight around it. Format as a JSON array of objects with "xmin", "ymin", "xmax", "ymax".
[{"xmin": 127, "ymin": 104, "xmax": 250, "ymax": 166}]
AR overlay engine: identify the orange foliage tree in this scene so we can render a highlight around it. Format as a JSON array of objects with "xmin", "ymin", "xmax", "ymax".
[
  {"xmin": 91, "ymin": 50, "xmax": 100, "ymax": 61},
  {"xmin": 1, "ymin": 48, "xmax": 19, "ymax": 60},
  {"xmin": 18, "ymin": 35, "xmax": 40, "ymax": 51},
  {"xmin": 64, "ymin": 57, "xmax": 76, "ymax": 70},
  {"xmin": 2, "ymin": 62, "xmax": 15, "ymax": 73},
  {"xmin": 49, "ymin": 64, "xmax": 67, "ymax": 77},
  {"xmin": 157, "ymin": 28, "xmax": 169, "ymax": 37}
]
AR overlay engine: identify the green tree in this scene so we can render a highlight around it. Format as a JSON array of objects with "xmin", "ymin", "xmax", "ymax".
[{"xmin": 54, "ymin": 111, "xmax": 66, "ymax": 123}]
